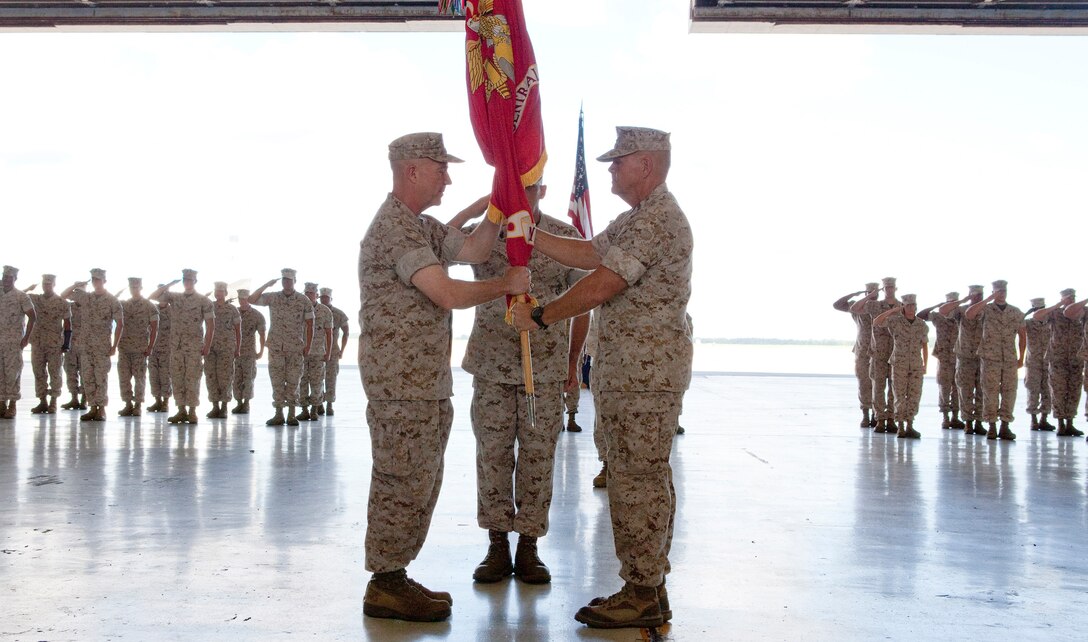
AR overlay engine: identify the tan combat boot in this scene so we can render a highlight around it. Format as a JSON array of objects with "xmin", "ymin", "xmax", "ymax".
[
  {"xmin": 310, "ymin": 404, "xmax": 320, "ymax": 420},
  {"xmin": 473, "ymin": 530, "xmax": 513, "ymax": 583},
  {"xmin": 266, "ymin": 407, "xmax": 285, "ymax": 426},
  {"xmin": 566, "ymin": 411, "xmax": 582, "ymax": 432},
  {"xmin": 575, "ymin": 582, "xmax": 663, "ymax": 629},
  {"xmin": 514, "ymin": 534, "xmax": 551, "ymax": 584},
  {"xmin": 119, "ymin": 401, "xmax": 134, "ymax": 417},
  {"xmin": 46, "ymin": 396, "xmax": 57, "ymax": 414},
  {"xmin": 186, "ymin": 407, "xmax": 199, "ymax": 424},
  {"xmin": 986, "ymin": 422, "xmax": 999, "ymax": 440},
  {"xmin": 30, "ymin": 397, "xmax": 49, "ymax": 414},
  {"xmin": 593, "ymin": 462, "xmax": 608, "ymax": 489},
  {"xmin": 325, "ymin": 401, "xmax": 334, "ymax": 416},
  {"xmin": 998, "ymin": 421, "xmax": 1016, "ymax": 441},
  {"xmin": 297, "ymin": 405, "xmax": 312, "ymax": 421},
  {"xmin": 286, "ymin": 406, "xmax": 299, "ymax": 426},
  {"xmin": 363, "ymin": 569, "xmax": 451, "ymax": 622}
]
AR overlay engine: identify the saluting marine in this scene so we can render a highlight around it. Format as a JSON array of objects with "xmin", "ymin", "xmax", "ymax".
[{"xmin": 26, "ymin": 274, "xmax": 68, "ymax": 415}]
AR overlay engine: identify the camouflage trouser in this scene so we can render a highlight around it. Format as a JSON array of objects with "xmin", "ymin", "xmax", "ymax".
[
  {"xmin": 323, "ymin": 351, "xmax": 341, "ymax": 403},
  {"xmin": 364, "ymin": 398, "xmax": 453, "ymax": 573},
  {"xmin": 935, "ymin": 357, "xmax": 958, "ymax": 414},
  {"xmin": 855, "ymin": 350, "xmax": 873, "ymax": 411},
  {"xmin": 1024, "ymin": 358, "xmax": 1051, "ymax": 415},
  {"xmin": 1084, "ymin": 363, "xmax": 1088, "ymax": 418},
  {"xmin": 590, "ymin": 385, "xmax": 607, "ymax": 462},
  {"xmin": 980, "ymin": 359, "xmax": 1018, "ymax": 423},
  {"xmin": 64, "ymin": 347, "xmax": 83, "ymax": 395},
  {"xmin": 300, "ymin": 355, "xmax": 326, "ymax": 406},
  {"xmin": 117, "ymin": 350, "xmax": 148, "ymax": 404},
  {"xmin": 869, "ymin": 351, "xmax": 892, "ymax": 421},
  {"xmin": 148, "ymin": 349, "xmax": 171, "ymax": 398},
  {"xmin": 0, "ymin": 344, "xmax": 23, "ymax": 401},
  {"xmin": 82, "ymin": 347, "xmax": 112, "ymax": 406},
  {"xmin": 233, "ymin": 356, "xmax": 258, "ymax": 401},
  {"xmin": 170, "ymin": 349, "xmax": 204, "ymax": 408},
  {"xmin": 268, "ymin": 347, "xmax": 304, "ymax": 408},
  {"xmin": 1048, "ymin": 355, "xmax": 1084, "ymax": 420},
  {"xmin": 31, "ymin": 345, "xmax": 63, "ymax": 398},
  {"xmin": 203, "ymin": 348, "xmax": 235, "ymax": 403},
  {"xmin": 597, "ymin": 391, "xmax": 680, "ymax": 588},
  {"xmin": 564, "ymin": 383, "xmax": 580, "ymax": 414},
  {"xmin": 955, "ymin": 356, "xmax": 982, "ymax": 422},
  {"xmin": 891, "ymin": 361, "xmax": 924, "ymax": 422},
  {"xmin": 471, "ymin": 379, "xmax": 563, "ymax": 538}
]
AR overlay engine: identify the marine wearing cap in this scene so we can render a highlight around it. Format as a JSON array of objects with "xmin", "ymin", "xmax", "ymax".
[
  {"xmin": 596, "ymin": 126, "xmax": 671, "ymax": 161},
  {"xmin": 2, "ymin": 265, "xmax": 18, "ymax": 279},
  {"xmin": 388, "ymin": 132, "xmax": 464, "ymax": 163}
]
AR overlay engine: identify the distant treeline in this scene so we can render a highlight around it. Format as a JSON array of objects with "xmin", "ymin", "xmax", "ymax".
[{"xmin": 698, "ymin": 338, "xmax": 852, "ymax": 347}]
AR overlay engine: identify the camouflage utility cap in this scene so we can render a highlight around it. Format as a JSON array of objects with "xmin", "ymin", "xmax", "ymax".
[
  {"xmin": 992, "ymin": 280, "xmax": 1008, "ymax": 292},
  {"xmin": 388, "ymin": 132, "xmax": 464, "ymax": 163},
  {"xmin": 945, "ymin": 291, "xmax": 960, "ymax": 302},
  {"xmin": 304, "ymin": 282, "xmax": 318, "ymax": 294},
  {"xmin": 237, "ymin": 288, "xmax": 251, "ymax": 298},
  {"xmin": 128, "ymin": 277, "xmax": 142, "ymax": 287},
  {"xmin": 281, "ymin": 268, "xmax": 297, "ymax": 281},
  {"xmin": 1060, "ymin": 288, "xmax": 1076, "ymax": 298},
  {"xmin": 2, "ymin": 265, "xmax": 17, "ymax": 278},
  {"xmin": 866, "ymin": 282, "xmax": 879, "ymax": 292},
  {"xmin": 42, "ymin": 274, "xmax": 56, "ymax": 284},
  {"xmin": 319, "ymin": 287, "xmax": 332, "ymax": 297},
  {"xmin": 881, "ymin": 277, "xmax": 896, "ymax": 288},
  {"xmin": 902, "ymin": 294, "xmax": 917, "ymax": 306},
  {"xmin": 968, "ymin": 285, "xmax": 984, "ymax": 295},
  {"xmin": 214, "ymin": 281, "xmax": 228, "ymax": 292},
  {"xmin": 596, "ymin": 126, "xmax": 671, "ymax": 161},
  {"xmin": 90, "ymin": 268, "xmax": 106, "ymax": 280},
  {"xmin": 182, "ymin": 269, "xmax": 198, "ymax": 280},
  {"xmin": 1030, "ymin": 297, "xmax": 1045, "ymax": 308}
]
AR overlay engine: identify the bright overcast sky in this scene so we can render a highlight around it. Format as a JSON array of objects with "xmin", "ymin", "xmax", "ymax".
[{"xmin": 2, "ymin": 1, "xmax": 1086, "ymax": 342}]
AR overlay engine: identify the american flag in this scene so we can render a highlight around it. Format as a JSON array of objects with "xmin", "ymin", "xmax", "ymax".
[{"xmin": 567, "ymin": 107, "xmax": 593, "ymax": 239}]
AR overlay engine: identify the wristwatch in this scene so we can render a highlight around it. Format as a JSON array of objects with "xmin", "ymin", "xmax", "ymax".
[{"xmin": 530, "ymin": 305, "xmax": 549, "ymax": 330}]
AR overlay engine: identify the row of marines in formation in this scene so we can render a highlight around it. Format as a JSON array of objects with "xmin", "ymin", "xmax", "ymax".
[
  {"xmin": 0, "ymin": 265, "xmax": 350, "ymax": 426},
  {"xmin": 835, "ymin": 278, "xmax": 1088, "ymax": 441}
]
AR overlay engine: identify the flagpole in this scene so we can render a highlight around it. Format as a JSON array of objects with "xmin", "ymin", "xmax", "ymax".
[{"xmin": 519, "ymin": 308, "xmax": 536, "ymax": 429}]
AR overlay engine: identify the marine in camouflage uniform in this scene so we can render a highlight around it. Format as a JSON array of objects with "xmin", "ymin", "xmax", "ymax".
[
  {"xmin": 63, "ymin": 269, "xmax": 123, "ymax": 422},
  {"xmin": 27, "ymin": 274, "xmax": 70, "ymax": 414},
  {"xmin": 61, "ymin": 287, "xmax": 86, "ymax": 410},
  {"xmin": 875, "ymin": 294, "xmax": 926, "ymax": 438},
  {"xmin": 359, "ymin": 133, "xmax": 528, "ymax": 623},
  {"xmin": 0, "ymin": 266, "xmax": 36, "ymax": 419},
  {"xmin": 204, "ymin": 282, "xmax": 241, "ymax": 419},
  {"xmin": 297, "ymin": 282, "xmax": 333, "ymax": 422},
  {"xmin": 1035, "ymin": 289, "xmax": 1085, "ymax": 437},
  {"xmin": 150, "ymin": 270, "xmax": 215, "ymax": 424},
  {"xmin": 1024, "ymin": 297, "xmax": 1054, "ymax": 430},
  {"xmin": 318, "ymin": 287, "xmax": 349, "ymax": 416},
  {"xmin": 856, "ymin": 277, "xmax": 898, "ymax": 433},
  {"xmin": 147, "ymin": 290, "xmax": 172, "ymax": 413},
  {"xmin": 966, "ymin": 280, "xmax": 1024, "ymax": 440},
  {"xmin": 513, "ymin": 127, "xmax": 691, "ymax": 629},
  {"xmin": 117, "ymin": 277, "xmax": 159, "ymax": 417},
  {"xmin": 462, "ymin": 188, "xmax": 589, "ymax": 586},
  {"xmin": 834, "ymin": 283, "xmax": 878, "ymax": 427},
  {"xmin": 918, "ymin": 292, "xmax": 961, "ymax": 429},
  {"xmin": 942, "ymin": 285, "xmax": 986, "ymax": 435},
  {"xmin": 249, "ymin": 268, "xmax": 314, "ymax": 427},
  {"xmin": 231, "ymin": 289, "xmax": 266, "ymax": 415}
]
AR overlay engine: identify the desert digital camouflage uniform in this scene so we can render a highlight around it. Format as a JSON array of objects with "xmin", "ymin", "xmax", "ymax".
[
  {"xmin": 928, "ymin": 311, "xmax": 959, "ymax": 415},
  {"xmin": 886, "ymin": 314, "xmax": 928, "ymax": 422},
  {"xmin": 1080, "ymin": 324, "xmax": 1088, "ymax": 418},
  {"xmin": 359, "ymin": 193, "xmax": 467, "ymax": 573},
  {"xmin": 976, "ymin": 303, "xmax": 1024, "ymax": 423},
  {"xmin": 160, "ymin": 291, "xmax": 215, "ymax": 408},
  {"xmin": 323, "ymin": 301, "xmax": 349, "ymax": 403},
  {"xmin": 1048, "ymin": 311, "xmax": 1085, "ymax": 420},
  {"xmin": 70, "ymin": 289, "xmax": 123, "ymax": 407},
  {"xmin": 28, "ymin": 290, "xmax": 70, "ymax": 399},
  {"xmin": 255, "ymin": 289, "xmax": 313, "ymax": 409},
  {"xmin": 865, "ymin": 298, "xmax": 896, "ymax": 423},
  {"xmin": 0, "ymin": 286, "xmax": 35, "ymax": 403},
  {"xmin": 117, "ymin": 294, "xmax": 159, "ymax": 405},
  {"xmin": 852, "ymin": 308, "xmax": 875, "ymax": 413},
  {"xmin": 148, "ymin": 302, "xmax": 172, "ymax": 400},
  {"xmin": 64, "ymin": 295, "xmax": 84, "ymax": 398},
  {"xmin": 462, "ymin": 214, "xmax": 585, "ymax": 537},
  {"xmin": 589, "ymin": 182, "xmax": 692, "ymax": 588},
  {"xmin": 952, "ymin": 306, "xmax": 984, "ymax": 422},
  {"xmin": 1024, "ymin": 315, "xmax": 1052, "ymax": 416},
  {"xmin": 204, "ymin": 300, "xmax": 240, "ymax": 404},
  {"xmin": 300, "ymin": 300, "xmax": 333, "ymax": 407},
  {"xmin": 233, "ymin": 306, "xmax": 266, "ymax": 402}
]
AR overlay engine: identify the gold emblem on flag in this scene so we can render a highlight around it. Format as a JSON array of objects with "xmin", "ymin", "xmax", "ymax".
[{"xmin": 466, "ymin": 0, "xmax": 515, "ymax": 101}]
